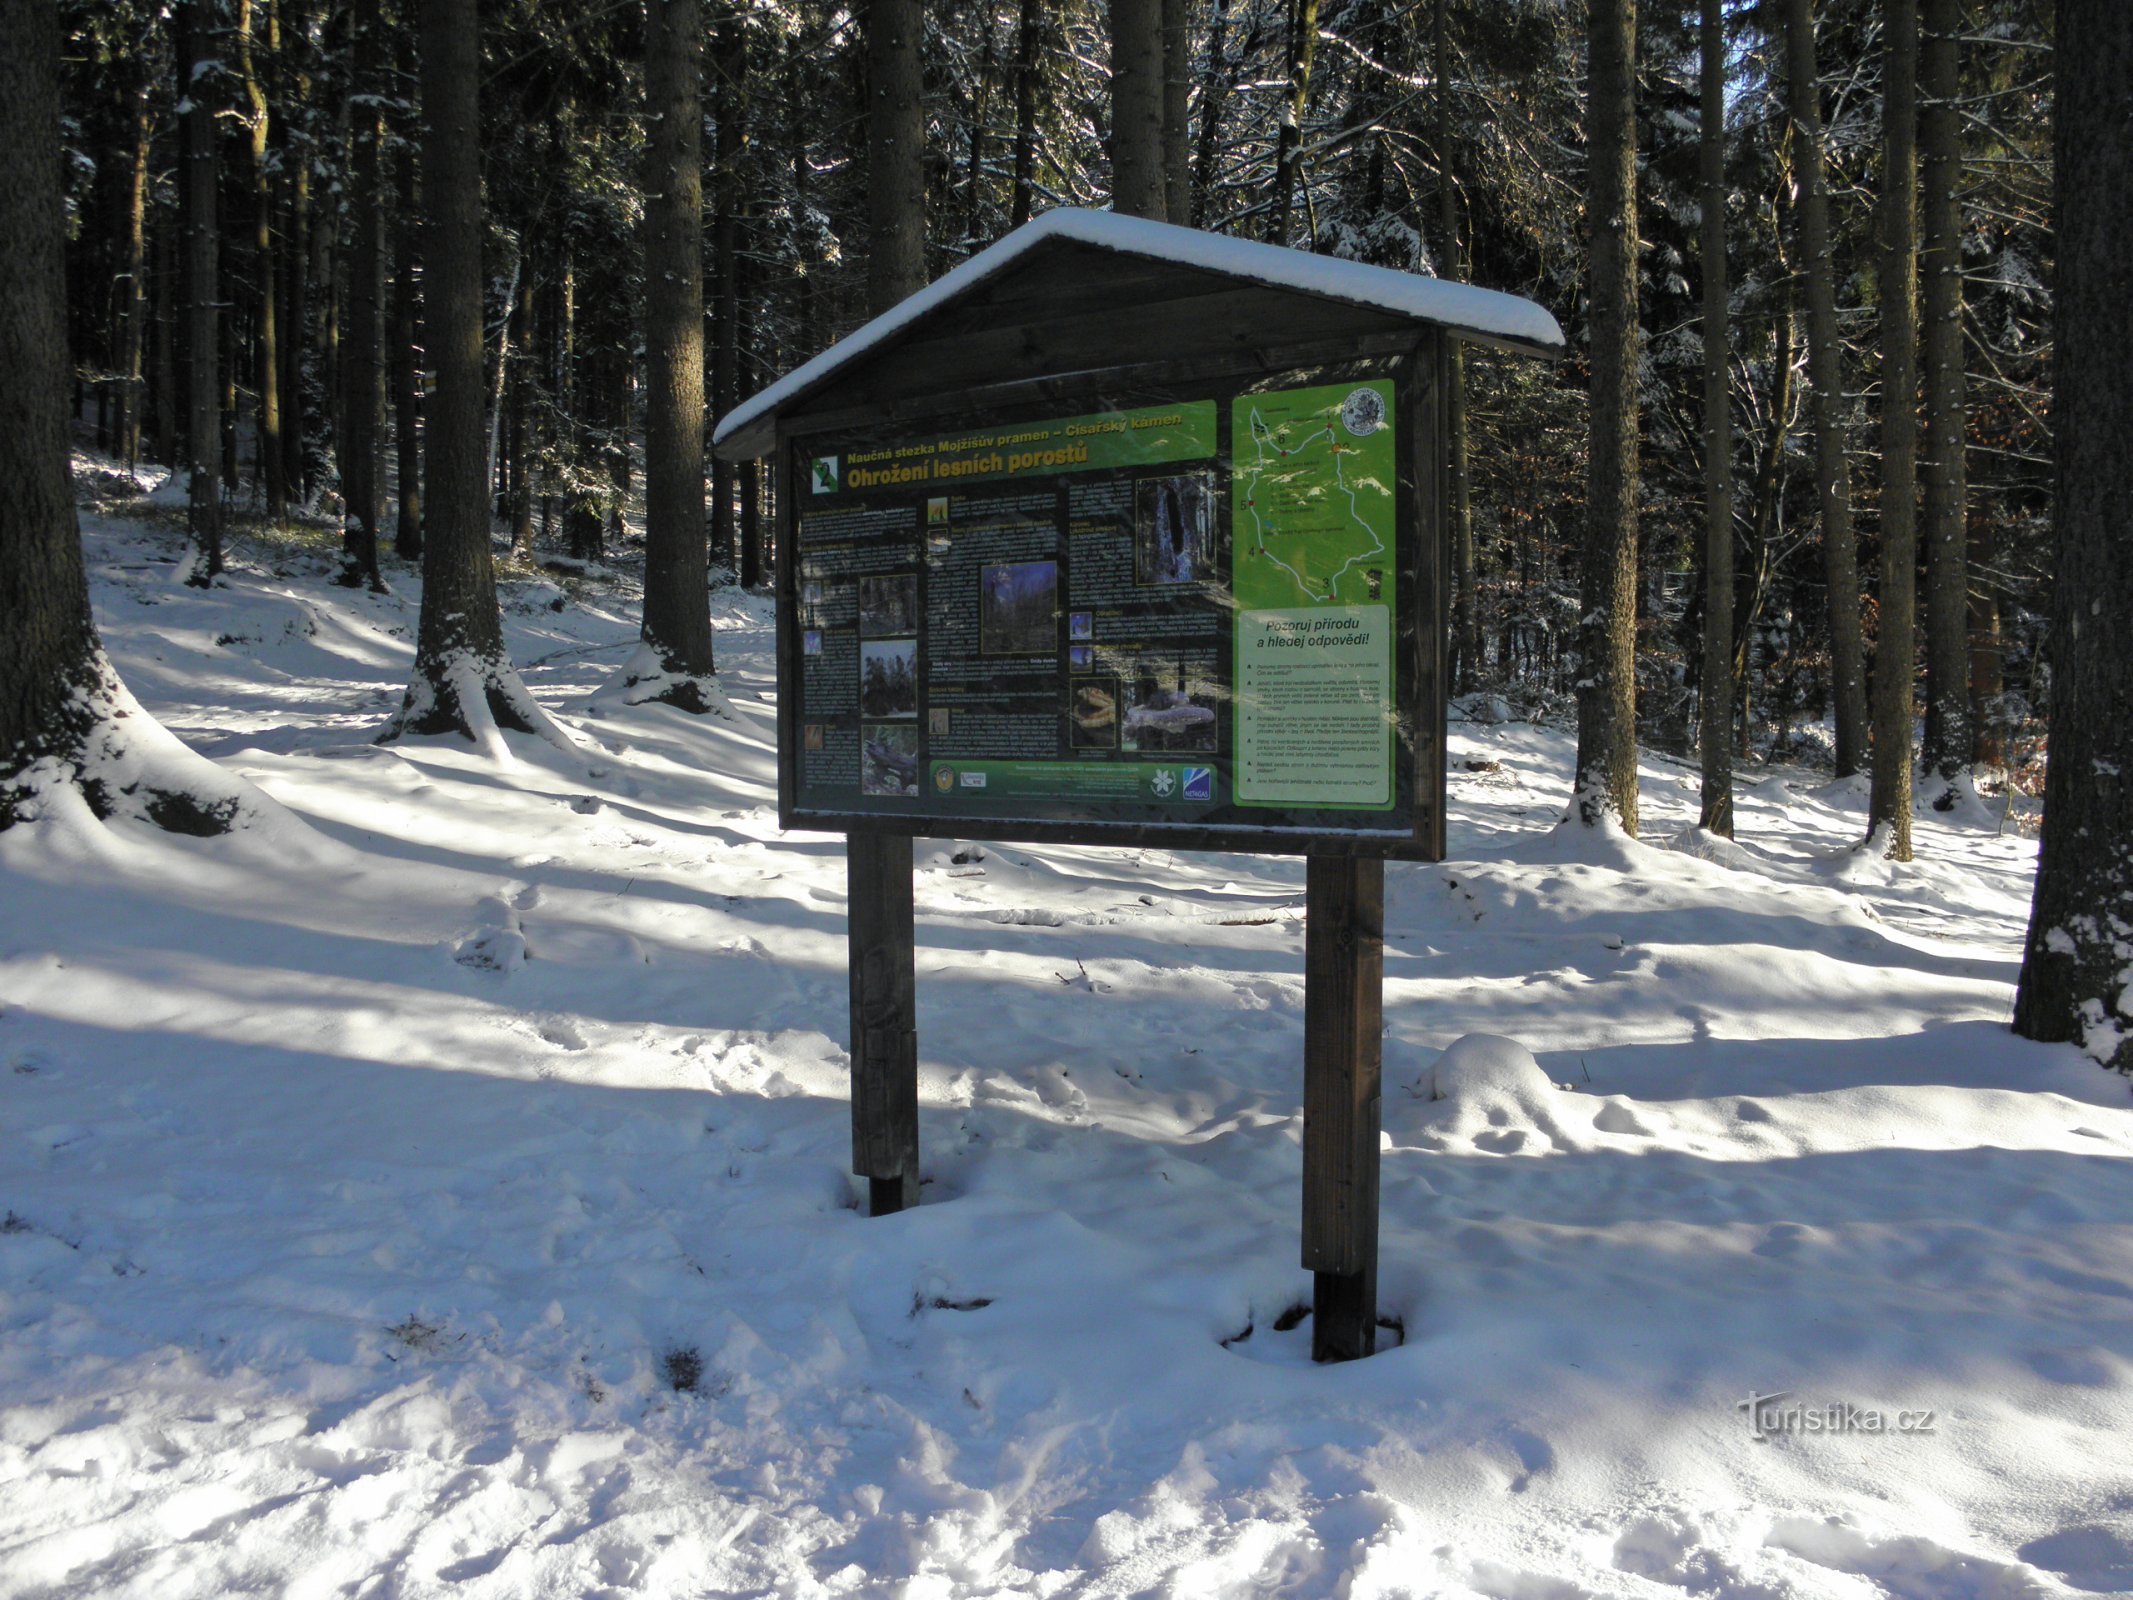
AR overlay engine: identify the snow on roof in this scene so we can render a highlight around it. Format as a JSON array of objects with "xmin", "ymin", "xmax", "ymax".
[{"xmin": 712, "ymin": 208, "xmax": 1565, "ymax": 454}]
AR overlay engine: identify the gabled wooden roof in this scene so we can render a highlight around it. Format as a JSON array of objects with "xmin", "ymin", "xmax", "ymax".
[{"xmin": 712, "ymin": 209, "xmax": 1564, "ymax": 459}]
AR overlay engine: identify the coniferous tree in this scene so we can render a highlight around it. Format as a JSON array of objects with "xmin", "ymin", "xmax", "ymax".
[
  {"xmin": 1576, "ymin": 0, "xmax": 1641, "ymax": 831},
  {"xmin": 1918, "ymin": 0, "xmax": 1969, "ymax": 795},
  {"xmin": 179, "ymin": 0, "xmax": 224, "ymax": 583},
  {"xmin": 2013, "ymin": 0, "xmax": 2132, "ymax": 1073},
  {"xmin": 1110, "ymin": 0, "xmax": 1166, "ymax": 219},
  {"xmin": 336, "ymin": 0, "xmax": 388, "ymax": 591},
  {"xmin": 1266, "ymin": 0, "xmax": 1321, "ymax": 244},
  {"xmin": 632, "ymin": 0, "xmax": 718, "ymax": 710},
  {"xmin": 1870, "ymin": 0, "xmax": 1919, "ymax": 858},
  {"xmin": 1784, "ymin": 0, "xmax": 1868, "ymax": 778},
  {"xmin": 383, "ymin": 0, "xmax": 568, "ymax": 754},
  {"xmin": 4, "ymin": 0, "xmax": 241, "ymax": 835},
  {"xmin": 1698, "ymin": 0, "xmax": 1733, "ymax": 836}
]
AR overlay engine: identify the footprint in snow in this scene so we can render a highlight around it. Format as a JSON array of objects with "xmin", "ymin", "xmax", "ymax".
[{"xmin": 536, "ymin": 1018, "xmax": 588, "ymax": 1051}]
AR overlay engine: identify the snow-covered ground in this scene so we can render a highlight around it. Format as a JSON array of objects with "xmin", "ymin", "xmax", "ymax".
[{"xmin": 3, "ymin": 463, "xmax": 2130, "ymax": 1599}]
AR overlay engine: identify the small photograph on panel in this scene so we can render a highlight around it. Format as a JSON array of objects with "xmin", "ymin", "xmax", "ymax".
[
  {"xmin": 860, "ymin": 723, "xmax": 922, "ymax": 797},
  {"xmin": 803, "ymin": 723, "xmax": 825, "ymax": 751},
  {"xmin": 1068, "ymin": 643, "xmax": 1094, "ymax": 671},
  {"xmin": 859, "ymin": 639, "xmax": 918, "ymax": 718},
  {"xmin": 928, "ymin": 706, "xmax": 951, "ymax": 737},
  {"xmin": 980, "ymin": 560, "xmax": 1059, "ymax": 656},
  {"xmin": 802, "ymin": 628, "xmax": 824, "ymax": 656},
  {"xmin": 926, "ymin": 496, "xmax": 951, "ymax": 526},
  {"xmin": 859, "ymin": 573, "xmax": 919, "ymax": 636},
  {"xmin": 1067, "ymin": 610, "xmax": 1094, "ymax": 641},
  {"xmin": 1069, "ymin": 675, "xmax": 1120, "ymax": 750},
  {"xmin": 1134, "ymin": 471, "xmax": 1214, "ymax": 586},
  {"xmin": 1121, "ymin": 674, "xmax": 1219, "ymax": 753}
]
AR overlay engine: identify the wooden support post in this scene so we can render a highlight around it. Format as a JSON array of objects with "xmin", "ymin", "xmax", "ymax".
[
  {"xmin": 1302, "ymin": 853, "xmax": 1384, "ymax": 1361},
  {"xmin": 848, "ymin": 831, "xmax": 919, "ymax": 1215}
]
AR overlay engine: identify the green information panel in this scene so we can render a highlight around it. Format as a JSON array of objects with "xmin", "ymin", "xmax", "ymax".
[
  {"xmin": 781, "ymin": 365, "xmax": 1429, "ymax": 851},
  {"xmin": 1231, "ymin": 379, "xmax": 1397, "ymax": 808}
]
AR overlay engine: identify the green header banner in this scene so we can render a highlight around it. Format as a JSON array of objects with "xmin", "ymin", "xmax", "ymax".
[{"xmin": 818, "ymin": 401, "xmax": 1218, "ymax": 495}]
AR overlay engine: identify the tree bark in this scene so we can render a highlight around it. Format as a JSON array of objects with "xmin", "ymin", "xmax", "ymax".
[
  {"xmin": 392, "ymin": 132, "xmax": 423, "ymax": 560},
  {"xmin": 711, "ymin": 10, "xmax": 745, "ymax": 573},
  {"xmin": 117, "ymin": 85, "xmax": 152, "ymax": 472},
  {"xmin": 0, "ymin": 0, "xmax": 100, "ymax": 822},
  {"xmin": 1575, "ymin": 0, "xmax": 1640, "ymax": 832},
  {"xmin": 1967, "ymin": 520, "xmax": 2003, "ymax": 766},
  {"xmin": 1266, "ymin": 0, "xmax": 1321, "ymax": 244},
  {"xmin": 1438, "ymin": 0, "xmax": 1476, "ymax": 691},
  {"xmin": 1918, "ymin": 0, "xmax": 1969, "ymax": 794},
  {"xmin": 1190, "ymin": 0, "xmax": 1231, "ymax": 228},
  {"xmin": 1110, "ymin": 0, "xmax": 1166, "ymax": 220},
  {"xmin": 2, "ymin": 1, "xmax": 236, "ymax": 835},
  {"xmin": 1698, "ymin": 0, "xmax": 1733, "ymax": 836},
  {"xmin": 240, "ymin": 0, "xmax": 286, "ymax": 519},
  {"xmin": 1869, "ymin": 0, "xmax": 1919, "ymax": 858},
  {"xmin": 638, "ymin": 0, "xmax": 716, "ymax": 700},
  {"xmin": 1161, "ymin": 0, "xmax": 1191, "ymax": 224},
  {"xmin": 1010, "ymin": 0, "xmax": 1043, "ymax": 227},
  {"xmin": 153, "ymin": 205, "xmax": 178, "ymax": 467},
  {"xmin": 867, "ymin": 0, "xmax": 927, "ymax": 314},
  {"xmin": 508, "ymin": 273, "xmax": 535, "ymax": 550},
  {"xmin": 385, "ymin": 0, "xmax": 555, "ymax": 748},
  {"xmin": 337, "ymin": 0, "xmax": 387, "ymax": 590},
  {"xmin": 181, "ymin": 0, "xmax": 224, "ymax": 583},
  {"xmin": 2013, "ymin": 0, "xmax": 2133, "ymax": 1073},
  {"xmin": 280, "ymin": 2, "xmax": 312, "ymax": 503},
  {"xmin": 1783, "ymin": 0, "xmax": 1868, "ymax": 777}
]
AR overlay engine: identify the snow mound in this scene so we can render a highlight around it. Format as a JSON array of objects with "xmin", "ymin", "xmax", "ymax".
[
  {"xmin": 1428, "ymin": 1033, "xmax": 1556, "ymax": 1106},
  {"xmin": 1398, "ymin": 1034, "xmax": 1576, "ymax": 1156}
]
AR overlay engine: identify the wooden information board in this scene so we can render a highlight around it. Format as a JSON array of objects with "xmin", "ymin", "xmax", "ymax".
[
  {"xmin": 776, "ymin": 354, "xmax": 1446, "ymax": 859},
  {"xmin": 719, "ymin": 210, "xmax": 1561, "ymax": 1361}
]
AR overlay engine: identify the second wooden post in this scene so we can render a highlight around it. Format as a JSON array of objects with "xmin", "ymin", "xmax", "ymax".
[
  {"xmin": 1302, "ymin": 852, "xmax": 1385, "ymax": 1361},
  {"xmin": 848, "ymin": 832, "xmax": 919, "ymax": 1214}
]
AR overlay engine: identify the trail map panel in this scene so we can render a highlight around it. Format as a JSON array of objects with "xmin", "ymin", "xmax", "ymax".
[
  {"xmin": 1232, "ymin": 380, "xmax": 1397, "ymax": 808},
  {"xmin": 779, "ymin": 363, "xmax": 1432, "ymax": 852}
]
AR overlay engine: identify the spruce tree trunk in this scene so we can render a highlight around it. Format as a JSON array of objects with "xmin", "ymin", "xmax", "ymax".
[
  {"xmin": 1266, "ymin": 0, "xmax": 1321, "ymax": 244},
  {"xmin": 153, "ymin": 212, "xmax": 178, "ymax": 467},
  {"xmin": 240, "ymin": 0, "xmax": 285, "ymax": 519},
  {"xmin": 1918, "ymin": 0, "xmax": 1969, "ymax": 793},
  {"xmin": 508, "ymin": 275, "xmax": 535, "ymax": 551},
  {"xmin": 337, "ymin": 0, "xmax": 387, "ymax": 590},
  {"xmin": 1575, "ymin": 0, "xmax": 1640, "ymax": 832},
  {"xmin": 386, "ymin": 0, "xmax": 551, "ymax": 747},
  {"xmin": 1191, "ymin": 0, "xmax": 1231, "ymax": 228},
  {"xmin": 393, "ymin": 134, "xmax": 423, "ymax": 560},
  {"xmin": 1869, "ymin": 0, "xmax": 1919, "ymax": 858},
  {"xmin": 1161, "ymin": 0, "xmax": 1191, "ymax": 224},
  {"xmin": 560, "ymin": 256, "xmax": 601, "ymax": 563},
  {"xmin": 119, "ymin": 85, "xmax": 151, "ymax": 473},
  {"xmin": 711, "ymin": 12, "xmax": 744, "ymax": 573},
  {"xmin": 639, "ymin": 0, "xmax": 716, "ymax": 699},
  {"xmin": 1740, "ymin": 282, "xmax": 1797, "ymax": 753},
  {"xmin": 0, "ymin": 0, "xmax": 100, "ymax": 824},
  {"xmin": 1697, "ymin": 0, "xmax": 1733, "ymax": 836},
  {"xmin": 1109, "ymin": 0, "xmax": 1166, "ymax": 220},
  {"xmin": 1438, "ymin": 0, "xmax": 1476, "ymax": 691},
  {"xmin": 280, "ymin": 6, "xmax": 311, "ymax": 505},
  {"xmin": 867, "ymin": 0, "xmax": 926, "ymax": 312},
  {"xmin": 181, "ymin": 0, "xmax": 224, "ymax": 583},
  {"xmin": 1010, "ymin": 0, "xmax": 1042, "ymax": 227},
  {"xmin": 2013, "ymin": 0, "xmax": 2133, "ymax": 1073},
  {"xmin": 1967, "ymin": 523, "xmax": 2003, "ymax": 766},
  {"xmin": 1783, "ymin": 0, "xmax": 1867, "ymax": 777}
]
